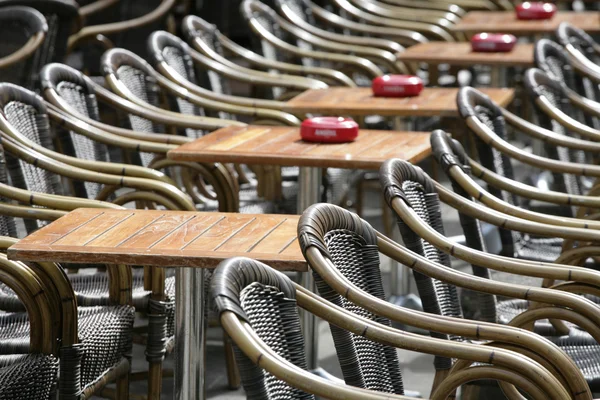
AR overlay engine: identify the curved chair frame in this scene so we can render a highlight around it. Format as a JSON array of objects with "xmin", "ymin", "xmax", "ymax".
[
  {"xmin": 240, "ymin": 0, "xmax": 384, "ymax": 79},
  {"xmin": 148, "ymin": 31, "xmax": 302, "ymax": 125},
  {"xmin": 0, "ymin": 6, "xmax": 47, "ymax": 70},
  {"xmin": 182, "ymin": 15, "xmax": 354, "ymax": 88},
  {"xmin": 214, "ymin": 257, "xmax": 573, "ymax": 400}
]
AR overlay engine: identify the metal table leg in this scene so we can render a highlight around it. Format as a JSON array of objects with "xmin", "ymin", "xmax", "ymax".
[
  {"xmin": 175, "ymin": 268, "xmax": 207, "ymax": 400},
  {"xmin": 298, "ymin": 166, "xmax": 322, "ymax": 371}
]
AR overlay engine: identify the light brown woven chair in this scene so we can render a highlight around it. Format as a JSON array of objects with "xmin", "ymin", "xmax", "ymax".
[
  {"xmin": 240, "ymin": 0, "xmax": 384, "ymax": 82},
  {"xmin": 212, "ymin": 256, "xmax": 575, "ymax": 400},
  {"xmin": 299, "ymin": 202, "xmax": 600, "ymax": 398},
  {"xmin": 182, "ymin": 14, "xmax": 354, "ymax": 91},
  {"xmin": 0, "ymin": 6, "xmax": 47, "ymax": 89},
  {"xmin": 556, "ymin": 23, "xmax": 600, "ymax": 85}
]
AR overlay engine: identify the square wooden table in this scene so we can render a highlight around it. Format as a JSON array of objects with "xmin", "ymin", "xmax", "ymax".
[
  {"xmin": 396, "ymin": 42, "xmax": 534, "ymax": 68},
  {"xmin": 167, "ymin": 125, "xmax": 432, "ymax": 169},
  {"xmin": 168, "ymin": 125, "xmax": 432, "ymax": 373},
  {"xmin": 8, "ymin": 208, "xmax": 305, "ymax": 400},
  {"xmin": 397, "ymin": 42, "xmax": 535, "ymax": 87},
  {"xmin": 452, "ymin": 11, "xmax": 600, "ymax": 36},
  {"xmin": 282, "ymin": 87, "xmax": 514, "ymax": 117}
]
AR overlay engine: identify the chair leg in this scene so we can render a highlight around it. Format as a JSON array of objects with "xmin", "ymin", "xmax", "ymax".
[
  {"xmin": 223, "ymin": 331, "xmax": 241, "ymax": 389},
  {"xmin": 147, "ymin": 361, "xmax": 163, "ymax": 400},
  {"xmin": 461, "ymin": 384, "xmax": 481, "ymax": 400},
  {"xmin": 115, "ymin": 374, "xmax": 129, "ymax": 400}
]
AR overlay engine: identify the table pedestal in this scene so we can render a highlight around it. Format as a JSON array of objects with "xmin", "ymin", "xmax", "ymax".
[
  {"xmin": 175, "ymin": 268, "xmax": 207, "ymax": 400},
  {"xmin": 298, "ymin": 166, "xmax": 322, "ymax": 370}
]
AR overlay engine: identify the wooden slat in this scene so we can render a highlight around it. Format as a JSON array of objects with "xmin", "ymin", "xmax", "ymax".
[
  {"xmin": 396, "ymin": 42, "xmax": 534, "ymax": 67},
  {"xmin": 168, "ymin": 126, "xmax": 432, "ymax": 169},
  {"xmin": 282, "ymin": 87, "xmax": 514, "ymax": 117},
  {"xmin": 452, "ymin": 11, "xmax": 600, "ymax": 35},
  {"xmin": 8, "ymin": 210, "xmax": 307, "ymax": 271}
]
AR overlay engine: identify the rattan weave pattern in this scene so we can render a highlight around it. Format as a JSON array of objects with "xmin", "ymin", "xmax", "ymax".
[
  {"xmin": 238, "ymin": 282, "xmax": 314, "ymax": 400},
  {"xmin": 315, "ymin": 229, "xmax": 404, "ymax": 394},
  {"xmin": 0, "ymin": 354, "xmax": 58, "ymax": 400}
]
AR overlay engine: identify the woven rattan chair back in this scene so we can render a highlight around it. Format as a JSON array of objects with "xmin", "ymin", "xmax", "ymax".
[
  {"xmin": 101, "ymin": 48, "xmax": 167, "ymax": 167},
  {"xmin": 456, "ymin": 86, "xmax": 574, "ymax": 253},
  {"xmin": 241, "ymin": 0, "xmax": 315, "ymax": 67},
  {"xmin": 0, "ymin": 83, "xmax": 64, "ymax": 232},
  {"xmin": 147, "ymin": 31, "xmax": 216, "ymax": 133},
  {"xmin": 273, "ymin": 0, "xmax": 316, "ymax": 25},
  {"xmin": 534, "ymin": 38, "xmax": 600, "ymax": 129},
  {"xmin": 298, "ymin": 204, "xmax": 404, "ymax": 394},
  {"xmin": 211, "ymin": 257, "xmax": 315, "ymax": 400},
  {"xmin": 378, "ymin": 160, "xmax": 466, "ymax": 370},
  {"xmin": 556, "ymin": 22, "xmax": 600, "ymax": 66},
  {"xmin": 0, "ymin": 146, "xmax": 18, "ymax": 239},
  {"xmin": 0, "ymin": 0, "xmax": 79, "ymax": 69},
  {"xmin": 181, "ymin": 15, "xmax": 233, "ymax": 97},
  {"xmin": 0, "ymin": 6, "xmax": 47, "ymax": 89},
  {"xmin": 523, "ymin": 69, "xmax": 587, "ymax": 202},
  {"xmin": 40, "ymin": 63, "xmax": 110, "ymax": 198}
]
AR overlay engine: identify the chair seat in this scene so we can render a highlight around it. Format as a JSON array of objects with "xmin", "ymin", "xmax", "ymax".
[
  {"xmin": 514, "ymin": 235, "xmax": 564, "ymax": 263},
  {"xmin": 0, "ymin": 305, "xmax": 134, "ymax": 390},
  {"xmin": 0, "ymin": 354, "xmax": 58, "ymax": 400}
]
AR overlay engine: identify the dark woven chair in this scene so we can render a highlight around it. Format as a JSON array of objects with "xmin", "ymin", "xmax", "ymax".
[
  {"xmin": 298, "ymin": 204, "xmax": 594, "ymax": 399},
  {"xmin": 0, "ymin": 6, "xmax": 47, "ymax": 89},
  {"xmin": 0, "ymin": 251, "xmax": 60, "ymax": 400},
  {"xmin": 0, "ymin": 81, "xmax": 197, "ymax": 397},
  {"xmin": 0, "ymin": 0, "xmax": 80, "ymax": 70},
  {"xmin": 457, "ymin": 85, "xmax": 581, "ymax": 262},
  {"xmin": 212, "ymin": 256, "xmax": 574, "ymax": 399},
  {"xmin": 534, "ymin": 38, "xmax": 600, "ymax": 130},
  {"xmin": 240, "ymin": 0, "xmax": 383, "ymax": 82},
  {"xmin": 557, "ymin": 22, "xmax": 600, "ymax": 69},
  {"xmin": 378, "ymin": 156, "xmax": 600, "ymax": 392},
  {"xmin": 182, "ymin": 14, "xmax": 354, "ymax": 93}
]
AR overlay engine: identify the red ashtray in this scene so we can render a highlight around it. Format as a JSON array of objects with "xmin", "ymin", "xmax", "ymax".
[
  {"xmin": 471, "ymin": 33, "xmax": 517, "ymax": 52},
  {"xmin": 516, "ymin": 2, "xmax": 556, "ymax": 20},
  {"xmin": 300, "ymin": 117, "xmax": 359, "ymax": 143},
  {"xmin": 372, "ymin": 75, "xmax": 423, "ymax": 98}
]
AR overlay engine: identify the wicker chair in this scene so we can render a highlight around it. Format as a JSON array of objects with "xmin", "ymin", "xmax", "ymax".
[
  {"xmin": 534, "ymin": 38, "xmax": 600, "ymax": 130},
  {"xmin": 0, "ymin": 0, "xmax": 80, "ymax": 65},
  {"xmin": 182, "ymin": 14, "xmax": 351, "ymax": 93},
  {"xmin": 40, "ymin": 63, "xmax": 240, "ymax": 212},
  {"xmin": 147, "ymin": 30, "xmax": 301, "ymax": 125},
  {"xmin": 377, "ymin": 158, "xmax": 600, "ymax": 393},
  {"xmin": 0, "ymin": 6, "xmax": 47, "ymax": 89},
  {"xmin": 273, "ymin": 0, "xmax": 407, "ymax": 55},
  {"xmin": 325, "ymin": 0, "xmax": 457, "ymax": 41},
  {"xmin": 212, "ymin": 256, "xmax": 575, "ymax": 399},
  {"xmin": 240, "ymin": 0, "xmax": 383, "ymax": 83},
  {"xmin": 0, "ymin": 250, "xmax": 60, "ymax": 400},
  {"xmin": 99, "ymin": 49, "xmax": 288, "ymax": 213},
  {"xmin": 556, "ymin": 22, "xmax": 600, "ymax": 75},
  {"xmin": 456, "ymin": 85, "xmax": 600, "ymax": 261},
  {"xmin": 244, "ymin": 0, "xmax": 405, "ymax": 74}
]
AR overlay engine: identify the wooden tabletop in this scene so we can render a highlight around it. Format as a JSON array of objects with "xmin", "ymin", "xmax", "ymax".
[
  {"xmin": 282, "ymin": 87, "xmax": 514, "ymax": 117},
  {"xmin": 167, "ymin": 125, "xmax": 431, "ymax": 169},
  {"xmin": 452, "ymin": 11, "xmax": 600, "ymax": 34},
  {"xmin": 8, "ymin": 209, "xmax": 307, "ymax": 271},
  {"xmin": 397, "ymin": 42, "xmax": 534, "ymax": 67}
]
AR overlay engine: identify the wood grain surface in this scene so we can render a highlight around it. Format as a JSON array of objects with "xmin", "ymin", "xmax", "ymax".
[
  {"xmin": 8, "ymin": 209, "xmax": 307, "ymax": 271},
  {"xmin": 452, "ymin": 11, "xmax": 600, "ymax": 34},
  {"xmin": 397, "ymin": 42, "xmax": 534, "ymax": 67},
  {"xmin": 167, "ymin": 126, "xmax": 431, "ymax": 169},
  {"xmin": 282, "ymin": 87, "xmax": 514, "ymax": 116}
]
